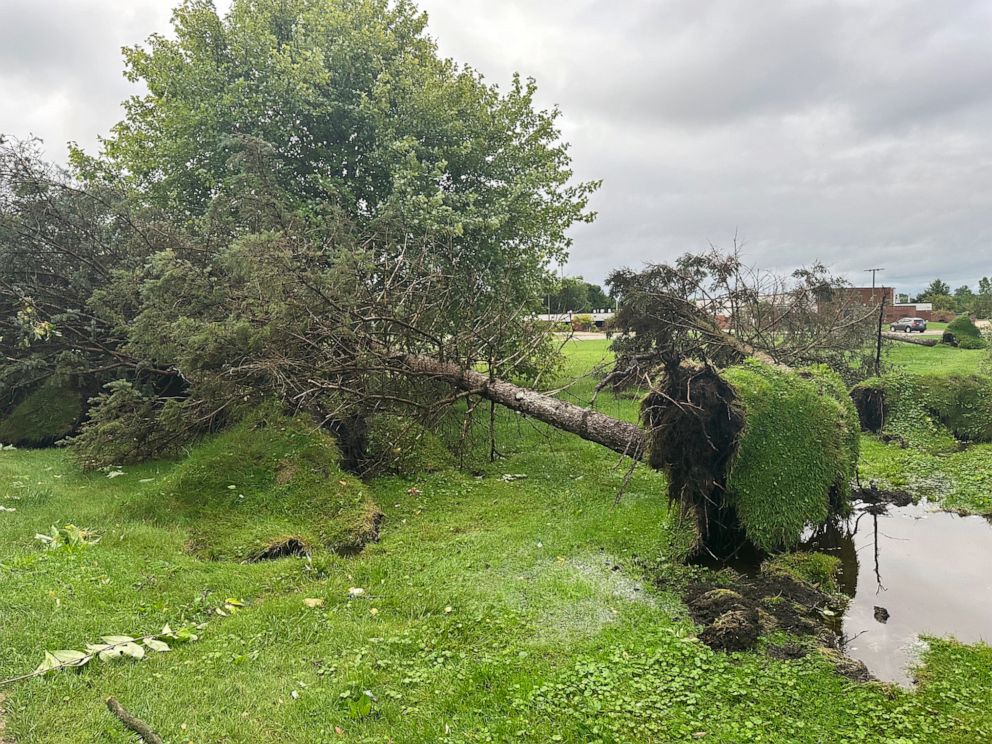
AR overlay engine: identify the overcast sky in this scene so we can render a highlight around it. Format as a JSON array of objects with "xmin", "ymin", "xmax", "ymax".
[{"xmin": 2, "ymin": 1, "xmax": 991, "ymax": 294}]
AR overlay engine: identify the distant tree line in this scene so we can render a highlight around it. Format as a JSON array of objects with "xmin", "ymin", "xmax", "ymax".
[
  {"xmin": 543, "ymin": 276, "xmax": 612, "ymax": 313},
  {"xmin": 913, "ymin": 278, "xmax": 992, "ymax": 318}
]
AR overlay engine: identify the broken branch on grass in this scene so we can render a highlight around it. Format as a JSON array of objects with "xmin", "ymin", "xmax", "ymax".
[{"xmin": 106, "ymin": 698, "xmax": 164, "ymax": 744}]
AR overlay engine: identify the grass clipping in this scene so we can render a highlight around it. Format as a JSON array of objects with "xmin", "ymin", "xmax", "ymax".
[
  {"xmin": 644, "ymin": 360, "xmax": 858, "ymax": 554},
  {"xmin": 135, "ymin": 406, "xmax": 381, "ymax": 562}
]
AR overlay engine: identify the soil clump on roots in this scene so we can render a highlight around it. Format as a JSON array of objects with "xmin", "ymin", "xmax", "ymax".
[{"xmin": 642, "ymin": 361, "xmax": 747, "ymax": 558}]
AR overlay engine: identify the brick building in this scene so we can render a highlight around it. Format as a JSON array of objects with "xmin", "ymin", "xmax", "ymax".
[{"xmin": 833, "ymin": 286, "xmax": 932, "ymax": 323}]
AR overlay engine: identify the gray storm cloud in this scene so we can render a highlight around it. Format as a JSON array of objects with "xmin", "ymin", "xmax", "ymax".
[{"xmin": 2, "ymin": 0, "xmax": 990, "ymax": 293}]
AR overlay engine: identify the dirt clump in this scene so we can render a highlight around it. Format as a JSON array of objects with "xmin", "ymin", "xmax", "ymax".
[
  {"xmin": 857, "ymin": 485, "xmax": 913, "ymax": 508},
  {"xmin": 699, "ymin": 608, "xmax": 761, "ymax": 652},
  {"xmin": 767, "ymin": 642, "xmax": 808, "ymax": 661},
  {"xmin": 687, "ymin": 588, "xmax": 748, "ymax": 624},
  {"xmin": 818, "ymin": 649, "xmax": 873, "ymax": 682},
  {"xmin": 684, "ymin": 569, "xmax": 847, "ymax": 657}
]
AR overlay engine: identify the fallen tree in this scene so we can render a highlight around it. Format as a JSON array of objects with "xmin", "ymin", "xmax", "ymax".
[
  {"xmin": 881, "ymin": 332, "xmax": 938, "ymax": 347},
  {"xmin": 2, "ymin": 3, "xmax": 861, "ymax": 563},
  {"xmin": 403, "ymin": 352, "xmax": 859, "ymax": 558},
  {"xmin": 401, "ymin": 354, "xmax": 647, "ymax": 459}
]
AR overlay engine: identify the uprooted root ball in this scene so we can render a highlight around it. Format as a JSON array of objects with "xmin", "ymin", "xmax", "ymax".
[{"xmin": 644, "ymin": 360, "xmax": 860, "ymax": 556}]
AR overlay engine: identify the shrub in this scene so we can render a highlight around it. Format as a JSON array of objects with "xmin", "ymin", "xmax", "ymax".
[
  {"xmin": 931, "ymin": 309, "xmax": 956, "ymax": 323},
  {"xmin": 0, "ymin": 381, "xmax": 83, "ymax": 447},
  {"xmin": 721, "ymin": 362, "xmax": 860, "ymax": 551},
  {"xmin": 956, "ymin": 335, "xmax": 987, "ymax": 350},
  {"xmin": 570, "ymin": 313, "xmax": 595, "ymax": 332}
]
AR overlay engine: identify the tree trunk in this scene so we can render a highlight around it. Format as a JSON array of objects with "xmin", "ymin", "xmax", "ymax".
[
  {"xmin": 881, "ymin": 332, "xmax": 938, "ymax": 347},
  {"xmin": 400, "ymin": 354, "xmax": 648, "ymax": 459}
]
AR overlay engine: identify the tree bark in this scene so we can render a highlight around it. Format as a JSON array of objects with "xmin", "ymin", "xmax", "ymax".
[
  {"xmin": 881, "ymin": 332, "xmax": 938, "ymax": 347},
  {"xmin": 400, "ymin": 354, "xmax": 648, "ymax": 459}
]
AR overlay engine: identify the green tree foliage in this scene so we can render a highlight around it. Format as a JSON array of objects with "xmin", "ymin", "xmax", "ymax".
[
  {"xmin": 928, "ymin": 293, "xmax": 957, "ymax": 312},
  {"xmin": 975, "ymin": 277, "xmax": 992, "ymax": 319},
  {"xmin": 101, "ymin": 0, "xmax": 595, "ymax": 302},
  {"xmin": 545, "ymin": 276, "xmax": 611, "ymax": 313},
  {"xmin": 1, "ymin": 0, "xmax": 596, "ymax": 460},
  {"xmin": 916, "ymin": 278, "xmax": 951, "ymax": 303},
  {"xmin": 953, "ymin": 285, "xmax": 976, "ymax": 313},
  {"xmin": 0, "ymin": 380, "xmax": 83, "ymax": 446},
  {"xmin": 0, "ymin": 138, "xmax": 178, "ymax": 411}
]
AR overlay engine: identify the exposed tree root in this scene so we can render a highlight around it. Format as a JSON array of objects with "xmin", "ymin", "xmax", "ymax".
[
  {"xmin": 642, "ymin": 361, "xmax": 747, "ymax": 558},
  {"xmin": 850, "ymin": 384, "xmax": 886, "ymax": 433}
]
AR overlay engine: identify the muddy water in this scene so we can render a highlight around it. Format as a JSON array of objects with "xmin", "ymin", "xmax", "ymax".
[{"xmin": 804, "ymin": 500, "xmax": 992, "ymax": 685}]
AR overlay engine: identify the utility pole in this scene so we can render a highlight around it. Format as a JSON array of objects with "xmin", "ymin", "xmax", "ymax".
[
  {"xmin": 875, "ymin": 289, "xmax": 886, "ymax": 377},
  {"xmin": 865, "ymin": 269, "xmax": 886, "ymax": 376},
  {"xmin": 865, "ymin": 267, "xmax": 885, "ymax": 289}
]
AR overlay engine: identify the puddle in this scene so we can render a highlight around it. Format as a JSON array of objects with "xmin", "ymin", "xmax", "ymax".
[{"xmin": 803, "ymin": 500, "xmax": 992, "ymax": 685}]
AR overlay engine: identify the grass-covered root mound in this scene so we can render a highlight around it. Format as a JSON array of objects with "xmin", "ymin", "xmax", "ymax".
[
  {"xmin": 644, "ymin": 361, "xmax": 859, "ymax": 555},
  {"xmin": 0, "ymin": 381, "xmax": 83, "ymax": 447},
  {"xmin": 851, "ymin": 371, "xmax": 992, "ymax": 449},
  {"xmin": 942, "ymin": 315, "xmax": 988, "ymax": 349},
  {"xmin": 723, "ymin": 362, "xmax": 859, "ymax": 551},
  {"xmin": 132, "ymin": 406, "xmax": 382, "ymax": 561}
]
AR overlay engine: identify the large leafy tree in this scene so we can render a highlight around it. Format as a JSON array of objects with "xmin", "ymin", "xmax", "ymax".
[
  {"xmin": 545, "ymin": 276, "xmax": 611, "ymax": 313},
  {"xmin": 3, "ymin": 0, "xmax": 596, "ymax": 463},
  {"xmin": 976, "ymin": 277, "xmax": 992, "ymax": 319},
  {"xmin": 97, "ymin": 0, "xmax": 595, "ymax": 315},
  {"xmin": 953, "ymin": 285, "xmax": 976, "ymax": 313}
]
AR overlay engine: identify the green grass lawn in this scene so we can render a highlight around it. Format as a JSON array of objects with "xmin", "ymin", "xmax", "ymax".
[
  {"xmin": 884, "ymin": 341, "xmax": 987, "ymax": 376},
  {"xmin": 858, "ymin": 338, "xmax": 992, "ymax": 513},
  {"xmin": 1, "ymin": 340, "xmax": 991, "ymax": 742}
]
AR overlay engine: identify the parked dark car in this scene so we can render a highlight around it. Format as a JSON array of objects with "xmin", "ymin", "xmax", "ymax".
[{"xmin": 890, "ymin": 317, "xmax": 927, "ymax": 333}]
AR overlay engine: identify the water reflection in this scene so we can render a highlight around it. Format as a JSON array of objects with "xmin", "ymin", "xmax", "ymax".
[{"xmin": 803, "ymin": 499, "xmax": 992, "ymax": 685}]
